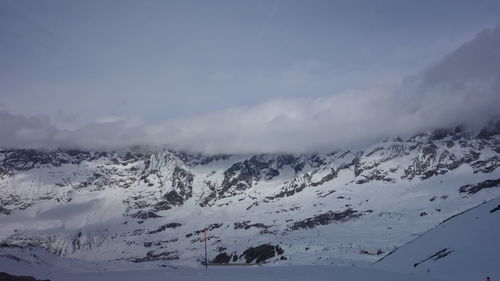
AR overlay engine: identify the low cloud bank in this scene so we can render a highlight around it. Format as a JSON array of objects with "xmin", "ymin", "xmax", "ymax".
[{"xmin": 1, "ymin": 25, "xmax": 499, "ymax": 154}]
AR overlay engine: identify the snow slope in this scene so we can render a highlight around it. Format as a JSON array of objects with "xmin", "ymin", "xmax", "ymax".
[
  {"xmin": 0, "ymin": 245, "xmax": 447, "ymax": 281},
  {"xmin": 375, "ymin": 197, "xmax": 500, "ymax": 281}
]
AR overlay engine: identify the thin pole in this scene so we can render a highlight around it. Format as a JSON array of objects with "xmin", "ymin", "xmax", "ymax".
[{"xmin": 204, "ymin": 228, "xmax": 208, "ymax": 269}]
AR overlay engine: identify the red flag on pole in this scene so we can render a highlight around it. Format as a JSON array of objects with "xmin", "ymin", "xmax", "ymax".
[{"xmin": 204, "ymin": 228, "xmax": 208, "ymax": 269}]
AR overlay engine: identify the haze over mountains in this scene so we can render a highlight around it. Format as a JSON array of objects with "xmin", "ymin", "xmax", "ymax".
[{"xmin": 1, "ymin": 23, "xmax": 500, "ymax": 153}]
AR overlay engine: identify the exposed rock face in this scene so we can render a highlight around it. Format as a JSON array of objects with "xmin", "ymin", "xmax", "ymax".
[
  {"xmin": 413, "ymin": 248, "xmax": 455, "ymax": 268},
  {"xmin": 490, "ymin": 205, "xmax": 500, "ymax": 213},
  {"xmin": 356, "ymin": 169, "xmax": 393, "ymax": 184},
  {"xmin": 234, "ymin": 221, "xmax": 271, "ymax": 230},
  {"xmin": 240, "ymin": 244, "xmax": 284, "ymax": 264},
  {"xmin": 402, "ymin": 142, "xmax": 480, "ymax": 180},
  {"xmin": 147, "ymin": 223, "xmax": 182, "ymax": 234},
  {"xmin": 288, "ymin": 209, "xmax": 362, "ymax": 231},
  {"xmin": 153, "ymin": 167, "xmax": 194, "ymax": 211},
  {"xmin": 0, "ymin": 149, "xmax": 98, "ymax": 172},
  {"xmin": 211, "ymin": 244, "xmax": 284, "ymax": 264},
  {"xmin": 459, "ymin": 179, "xmax": 500, "ymax": 194},
  {"xmin": 477, "ymin": 121, "xmax": 500, "ymax": 140},
  {"xmin": 217, "ymin": 155, "xmax": 301, "ymax": 200},
  {"xmin": 266, "ymin": 175, "xmax": 310, "ymax": 201},
  {"xmin": 471, "ymin": 156, "xmax": 499, "ymax": 173},
  {"xmin": 129, "ymin": 250, "xmax": 179, "ymax": 263},
  {"xmin": 212, "ymin": 252, "xmax": 231, "ymax": 264}
]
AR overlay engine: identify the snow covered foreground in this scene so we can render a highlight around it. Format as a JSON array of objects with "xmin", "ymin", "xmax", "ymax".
[
  {"xmin": 3, "ymin": 198, "xmax": 498, "ymax": 281},
  {"xmin": 0, "ymin": 246, "xmax": 445, "ymax": 281},
  {"xmin": 375, "ymin": 197, "xmax": 500, "ymax": 281},
  {"xmin": 35, "ymin": 266, "xmax": 447, "ymax": 281}
]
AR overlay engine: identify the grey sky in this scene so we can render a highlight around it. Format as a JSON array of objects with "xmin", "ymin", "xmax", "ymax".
[{"xmin": 1, "ymin": 1, "xmax": 500, "ymax": 152}]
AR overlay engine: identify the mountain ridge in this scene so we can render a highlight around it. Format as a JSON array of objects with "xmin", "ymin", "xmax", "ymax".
[{"xmin": 0, "ymin": 124, "xmax": 499, "ymax": 266}]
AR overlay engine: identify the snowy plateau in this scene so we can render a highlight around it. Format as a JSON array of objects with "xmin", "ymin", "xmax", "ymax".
[{"xmin": 0, "ymin": 124, "xmax": 499, "ymax": 281}]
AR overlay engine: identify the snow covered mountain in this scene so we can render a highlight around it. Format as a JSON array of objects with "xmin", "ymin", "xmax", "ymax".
[{"xmin": 0, "ymin": 123, "xmax": 499, "ymax": 268}]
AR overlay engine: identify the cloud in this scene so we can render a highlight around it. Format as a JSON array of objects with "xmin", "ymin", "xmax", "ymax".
[
  {"xmin": 0, "ymin": 111, "xmax": 62, "ymax": 149},
  {"xmin": 1, "ymin": 24, "xmax": 499, "ymax": 154},
  {"xmin": 404, "ymin": 23, "xmax": 500, "ymax": 129},
  {"xmin": 416, "ymin": 24, "xmax": 500, "ymax": 89}
]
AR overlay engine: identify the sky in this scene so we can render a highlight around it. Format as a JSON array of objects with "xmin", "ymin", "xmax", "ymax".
[{"xmin": 1, "ymin": 0, "xmax": 500, "ymax": 153}]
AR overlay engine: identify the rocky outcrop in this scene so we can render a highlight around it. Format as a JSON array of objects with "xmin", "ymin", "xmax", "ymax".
[
  {"xmin": 459, "ymin": 179, "xmax": 500, "ymax": 195},
  {"xmin": 240, "ymin": 244, "xmax": 284, "ymax": 264},
  {"xmin": 153, "ymin": 166, "xmax": 193, "ymax": 211},
  {"xmin": 288, "ymin": 209, "xmax": 362, "ymax": 231}
]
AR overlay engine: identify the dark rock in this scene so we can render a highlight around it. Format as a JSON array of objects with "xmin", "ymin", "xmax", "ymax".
[
  {"xmin": 293, "ymin": 162, "xmax": 306, "ymax": 173},
  {"xmin": 352, "ymin": 157, "xmax": 363, "ymax": 177},
  {"xmin": 147, "ymin": 223, "xmax": 182, "ymax": 234},
  {"xmin": 219, "ymin": 157, "xmax": 271, "ymax": 198},
  {"xmin": 275, "ymin": 245, "xmax": 284, "ymax": 255},
  {"xmin": 403, "ymin": 143, "xmax": 481, "ymax": 180},
  {"xmin": 311, "ymin": 169, "xmax": 338, "ymax": 186},
  {"xmin": 240, "ymin": 244, "xmax": 279, "ymax": 263},
  {"xmin": 430, "ymin": 129, "xmax": 450, "ymax": 141},
  {"xmin": 153, "ymin": 167, "xmax": 194, "ymax": 211},
  {"xmin": 356, "ymin": 169, "xmax": 393, "ymax": 184},
  {"xmin": 413, "ymin": 248, "xmax": 454, "ymax": 268},
  {"xmin": 477, "ymin": 121, "xmax": 500, "ymax": 140},
  {"xmin": 268, "ymin": 182, "xmax": 307, "ymax": 200},
  {"xmin": 288, "ymin": 209, "xmax": 362, "ymax": 230},
  {"xmin": 234, "ymin": 221, "xmax": 270, "ymax": 230},
  {"xmin": 0, "ymin": 272, "xmax": 50, "ymax": 281},
  {"xmin": 490, "ymin": 205, "xmax": 500, "ymax": 213},
  {"xmin": 471, "ymin": 156, "xmax": 499, "ymax": 173},
  {"xmin": 212, "ymin": 252, "xmax": 231, "ymax": 264},
  {"xmin": 0, "ymin": 149, "xmax": 94, "ymax": 172},
  {"xmin": 130, "ymin": 210, "xmax": 161, "ymax": 220},
  {"xmin": 265, "ymin": 168, "xmax": 280, "ymax": 180},
  {"xmin": 129, "ymin": 250, "xmax": 179, "ymax": 263},
  {"xmin": 318, "ymin": 190, "xmax": 336, "ymax": 198},
  {"xmin": 154, "ymin": 191, "xmax": 183, "ymax": 211},
  {"xmin": 172, "ymin": 152, "xmax": 231, "ymax": 166},
  {"xmin": 0, "ymin": 206, "xmax": 11, "ymax": 215},
  {"xmin": 459, "ymin": 179, "xmax": 500, "ymax": 195},
  {"xmin": 171, "ymin": 167, "xmax": 194, "ymax": 199},
  {"xmin": 185, "ymin": 223, "xmax": 224, "ymax": 238},
  {"xmin": 216, "ymin": 155, "xmax": 302, "ymax": 201},
  {"xmin": 366, "ymin": 147, "xmax": 384, "ymax": 157}
]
